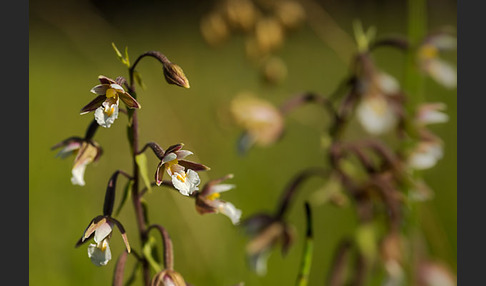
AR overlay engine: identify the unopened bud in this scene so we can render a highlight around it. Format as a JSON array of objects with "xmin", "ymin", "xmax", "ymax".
[
  {"xmin": 151, "ymin": 270, "xmax": 186, "ymax": 286},
  {"xmin": 163, "ymin": 62, "xmax": 190, "ymax": 88}
]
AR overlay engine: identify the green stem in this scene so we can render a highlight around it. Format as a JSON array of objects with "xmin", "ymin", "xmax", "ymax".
[
  {"xmin": 403, "ymin": 0, "xmax": 428, "ymax": 284},
  {"xmin": 404, "ymin": 0, "xmax": 427, "ymax": 126},
  {"xmin": 296, "ymin": 203, "xmax": 314, "ymax": 286}
]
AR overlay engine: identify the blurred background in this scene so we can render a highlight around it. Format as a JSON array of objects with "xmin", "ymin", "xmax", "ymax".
[{"xmin": 29, "ymin": 0, "xmax": 456, "ymax": 285}]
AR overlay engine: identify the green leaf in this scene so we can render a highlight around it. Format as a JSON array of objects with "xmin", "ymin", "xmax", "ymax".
[
  {"xmin": 136, "ymin": 153, "xmax": 152, "ymax": 194},
  {"xmin": 134, "ymin": 70, "xmax": 147, "ymax": 91},
  {"xmin": 143, "ymin": 236, "xmax": 162, "ymax": 273},
  {"xmin": 111, "ymin": 42, "xmax": 130, "ymax": 67},
  {"xmin": 124, "ymin": 46, "xmax": 130, "ymax": 66},
  {"xmin": 112, "ymin": 42, "xmax": 123, "ymax": 59},
  {"xmin": 355, "ymin": 222, "xmax": 378, "ymax": 264},
  {"xmin": 115, "ymin": 180, "xmax": 133, "ymax": 216}
]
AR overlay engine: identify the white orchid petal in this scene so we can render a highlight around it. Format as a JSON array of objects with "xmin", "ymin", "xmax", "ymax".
[
  {"xmin": 422, "ymin": 110, "xmax": 449, "ymax": 125},
  {"xmin": 88, "ymin": 241, "xmax": 112, "ymax": 266},
  {"xmin": 71, "ymin": 163, "xmax": 87, "ymax": 186},
  {"xmin": 175, "ymin": 150, "xmax": 193, "ymax": 159},
  {"xmin": 408, "ymin": 144, "xmax": 443, "ymax": 170},
  {"xmin": 356, "ymin": 96, "xmax": 397, "ymax": 135},
  {"xmin": 56, "ymin": 142, "xmax": 81, "ymax": 159},
  {"xmin": 377, "ymin": 72, "xmax": 400, "ymax": 95},
  {"xmin": 218, "ymin": 201, "xmax": 242, "ymax": 225},
  {"xmin": 171, "ymin": 170, "xmax": 200, "ymax": 196},
  {"xmin": 209, "ymin": 184, "xmax": 236, "ymax": 195},
  {"xmin": 161, "ymin": 153, "xmax": 178, "ymax": 164},
  {"xmin": 249, "ymin": 250, "xmax": 271, "ymax": 276},
  {"xmin": 93, "ymin": 221, "xmax": 113, "ymax": 243},
  {"xmin": 90, "ymin": 84, "xmax": 109, "ymax": 95},
  {"xmin": 162, "ymin": 276, "xmax": 177, "ymax": 286},
  {"xmin": 94, "ymin": 103, "xmax": 119, "ymax": 128},
  {"xmin": 426, "ymin": 59, "xmax": 457, "ymax": 89},
  {"xmin": 186, "ymin": 169, "xmax": 201, "ymax": 187},
  {"xmin": 109, "ymin": 83, "xmax": 125, "ymax": 92}
]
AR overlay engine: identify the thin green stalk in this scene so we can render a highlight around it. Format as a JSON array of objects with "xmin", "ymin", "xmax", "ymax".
[
  {"xmin": 296, "ymin": 202, "xmax": 314, "ymax": 286},
  {"xmin": 404, "ymin": 0, "xmax": 427, "ymax": 123},
  {"xmin": 403, "ymin": 0, "xmax": 428, "ymax": 284}
]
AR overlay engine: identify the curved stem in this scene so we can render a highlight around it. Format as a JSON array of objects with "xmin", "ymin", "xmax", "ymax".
[
  {"xmin": 103, "ymin": 170, "xmax": 133, "ymax": 217},
  {"xmin": 279, "ymin": 92, "xmax": 337, "ymax": 119},
  {"xmin": 84, "ymin": 119, "xmax": 99, "ymax": 141},
  {"xmin": 129, "ymin": 51, "xmax": 170, "ymax": 87},
  {"xmin": 113, "ymin": 250, "xmax": 129, "ymax": 286},
  {"xmin": 147, "ymin": 224, "xmax": 174, "ymax": 270},
  {"xmin": 327, "ymin": 239, "xmax": 353, "ymax": 286},
  {"xmin": 137, "ymin": 142, "xmax": 165, "ymax": 159},
  {"xmin": 275, "ymin": 167, "xmax": 328, "ymax": 219}
]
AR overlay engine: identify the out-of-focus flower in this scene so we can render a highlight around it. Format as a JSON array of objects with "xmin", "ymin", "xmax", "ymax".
[
  {"xmin": 356, "ymin": 71, "xmax": 402, "ymax": 135},
  {"xmin": 275, "ymin": 0, "xmax": 306, "ymax": 30},
  {"xmin": 242, "ymin": 214, "xmax": 295, "ymax": 276},
  {"xmin": 230, "ymin": 92, "xmax": 284, "ymax": 150},
  {"xmin": 81, "ymin": 75, "xmax": 141, "ymax": 128},
  {"xmin": 200, "ymin": 11, "xmax": 230, "ymax": 47},
  {"xmin": 224, "ymin": 0, "xmax": 258, "ymax": 32},
  {"xmin": 155, "ymin": 144, "xmax": 209, "ymax": 196},
  {"xmin": 416, "ymin": 260, "xmax": 457, "ymax": 286},
  {"xmin": 151, "ymin": 269, "xmax": 187, "ymax": 286},
  {"xmin": 261, "ymin": 56, "xmax": 287, "ymax": 85},
  {"xmin": 195, "ymin": 174, "xmax": 242, "ymax": 224},
  {"xmin": 52, "ymin": 137, "xmax": 102, "ymax": 186},
  {"xmin": 380, "ymin": 231, "xmax": 406, "ymax": 286},
  {"xmin": 408, "ymin": 178, "xmax": 434, "ymax": 202},
  {"xmin": 418, "ymin": 33, "xmax": 457, "ymax": 89},
  {"xmin": 407, "ymin": 135, "xmax": 444, "ymax": 170},
  {"xmin": 415, "ymin": 102, "xmax": 449, "ymax": 126},
  {"xmin": 254, "ymin": 17, "xmax": 284, "ymax": 55},
  {"xmin": 77, "ymin": 215, "xmax": 130, "ymax": 267}
]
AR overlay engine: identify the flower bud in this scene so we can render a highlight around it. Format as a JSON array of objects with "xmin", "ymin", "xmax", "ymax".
[
  {"xmin": 151, "ymin": 270, "xmax": 186, "ymax": 286},
  {"xmin": 163, "ymin": 62, "xmax": 190, "ymax": 88}
]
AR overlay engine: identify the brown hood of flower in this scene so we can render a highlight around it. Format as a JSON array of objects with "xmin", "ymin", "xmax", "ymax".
[
  {"xmin": 195, "ymin": 194, "xmax": 218, "ymax": 215},
  {"xmin": 246, "ymin": 221, "xmax": 285, "ymax": 256}
]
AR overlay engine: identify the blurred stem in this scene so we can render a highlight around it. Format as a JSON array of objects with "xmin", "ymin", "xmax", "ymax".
[
  {"xmin": 403, "ymin": 0, "xmax": 427, "ymax": 138},
  {"xmin": 275, "ymin": 167, "xmax": 328, "ymax": 219},
  {"xmin": 327, "ymin": 239, "xmax": 353, "ymax": 286},
  {"xmin": 403, "ymin": 0, "xmax": 428, "ymax": 283}
]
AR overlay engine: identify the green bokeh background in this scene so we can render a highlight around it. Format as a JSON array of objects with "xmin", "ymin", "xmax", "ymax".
[{"xmin": 29, "ymin": 0, "xmax": 457, "ymax": 285}]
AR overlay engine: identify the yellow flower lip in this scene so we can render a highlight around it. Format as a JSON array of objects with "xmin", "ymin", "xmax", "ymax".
[
  {"xmin": 206, "ymin": 192, "xmax": 221, "ymax": 201},
  {"xmin": 176, "ymin": 173, "xmax": 187, "ymax": 183},
  {"xmin": 106, "ymin": 88, "xmax": 118, "ymax": 98},
  {"xmin": 419, "ymin": 44, "xmax": 439, "ymax": 60}
]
